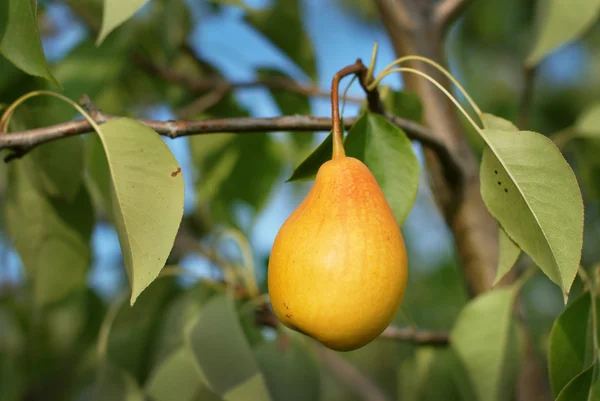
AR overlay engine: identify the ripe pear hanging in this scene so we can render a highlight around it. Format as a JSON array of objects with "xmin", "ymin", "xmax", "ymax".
[{"xmin": 268, "ymin": 134, "xmax": 408, "ymax": 351}]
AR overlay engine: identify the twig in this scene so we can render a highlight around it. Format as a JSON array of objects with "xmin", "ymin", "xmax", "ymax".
[
  {"xmin": 434, "ymin": 0, "xmax": 472, "ymax": 34},
  {"xmin": 517, "ymin": 65, "xmax": 537, "ymax": 130},
  {"xmin": 379, "ymin": 325, "xmax": 449, "ymax": 345},
  {"xmin": 0, "ymin": 97, "xmax": 460, "ymax": 185}
]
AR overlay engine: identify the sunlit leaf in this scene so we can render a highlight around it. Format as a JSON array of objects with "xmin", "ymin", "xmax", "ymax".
[
  {"xmin": 527, "ymin": 0, "xmax": 600, "ymax": 66},
  {"xmin": 0, "ymin": 0, "xmax": 58, "ymax": 85},
  {"xmin": 146, "ymin": 347, "xmax": 223, "ymax": 401},
  {"xmin": 255, "ymin": 334, "xmax": 320, "ymax": 401},
  {"xmin": 4, "ymin": 161, "xmax": 93, "ymax": 308},
  {"xmin": 450, "ymin": 287, "xmax": 522, "ymax": 401},
  {"xmin": 94, "ymin": 118, "xmax": 185, "ymax": 304},
  {"xmin": 187, "ymin": 295, "xmax": 271, "ymax": 401},
  {"xmin": 493, "ymin": 227, "xmax": 521, "ymax": 286},
  {"xmin": 480, "ymin": 115, "xmax": 583, "ymax": 297},
  {"xmin": 97, "ymin": 0, "xmax": 151, "ymax": 45},
  {"xmin": 85, "ymin": 135, "xmax": 113, "ymax": 219},
  {"xmin": 245, "ymin": 0, "xmax": 317, "ymax": 79},
  {"xmin": 548, "ymin": 292, "xmax": 595, "ymax": 396}
]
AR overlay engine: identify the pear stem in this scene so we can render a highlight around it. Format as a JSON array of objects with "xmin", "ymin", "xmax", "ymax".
[{"xmin": 331, "ymin": 60, "xmax": 367, "ymax": 160}]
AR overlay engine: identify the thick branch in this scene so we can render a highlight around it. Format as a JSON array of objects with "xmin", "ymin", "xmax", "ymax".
[{"xmin": 434, "ymin": 0, "xmax": 471, "ymax": 34}]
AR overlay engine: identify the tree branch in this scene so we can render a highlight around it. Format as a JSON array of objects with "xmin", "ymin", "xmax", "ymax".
[
  {"xmin": 0, "ymin": 98, "xmax": 462, "ymax": 188},
  {"xmin": 434, "ymin": 0, "xmax": 472, "ymax": 34},
  {"xmin": 379, "ymin": 325, "xmax": 449, "ymax": 345}
]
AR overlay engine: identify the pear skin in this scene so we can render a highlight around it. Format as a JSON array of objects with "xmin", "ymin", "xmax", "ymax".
[{"xmin": 268, "ymin": 156, "xmax": 408, "ymax": 351}]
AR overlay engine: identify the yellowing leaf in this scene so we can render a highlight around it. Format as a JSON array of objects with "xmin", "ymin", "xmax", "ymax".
[
  {"xmin": 94, "ymin": 118, "xmax": 184, "ymax": 304},
  {"xmin": 527, "ymin": 0, "xmax": 600, "ymax": 66},
  {"xmin": 97, "ymin": 0, "xmax": 151, "ymax": 45}
]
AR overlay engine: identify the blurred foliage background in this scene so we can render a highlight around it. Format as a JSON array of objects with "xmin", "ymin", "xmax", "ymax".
[{"xmin": 1, "ymin": 0, "xmax": 599, "ymax": 400}]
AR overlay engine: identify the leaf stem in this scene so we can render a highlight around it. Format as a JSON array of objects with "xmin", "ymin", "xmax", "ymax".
[
  {"xmin": 369, "ymin": 55, "xmax": 485, "ymax": 128},
  {"xmin": 331, "ymin": 61, "xmax": 368, "ymax": 160}
]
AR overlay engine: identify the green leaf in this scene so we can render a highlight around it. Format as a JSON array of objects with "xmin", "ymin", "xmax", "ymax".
[
  {"xmin": 479, "ymin": 121, "xmax": 584, "ymax": 296},
  {"xmin": 151, "ymin": 281, "xmax": 218, "ymax": 365},
  {"xmin": 527, "ymin": 0, "xmax": 600, "ymax": 66},
  {"xmin": 94, "ymin": 118, "xmax": 184, "ymax": 304},
  {"xmin": 493, "ymin": 228, "xmax": 521, "ymax": 286},
  {"xmin": 245, "ymin": 0, "xmax": 317, "ymax": 79},
  {"xmin": 345, "ymin": 113, "xmax": 419, "ymax": 225},
  {"xmin": 255, "ymin": 334, "xmax": 320, "ymax": 401},
  {"xmin": 0, "ymin": 0, "xmax": 59, "ymax": 85},
  {"xmin": 555, "ymin": 363, "xmax": 600, "ymax": 401},
  {"xmin": 27, "ymin": 138, "xmax": 85, "ymax": 202},
  {"xmin": 187, "ymin": 295, "xmax": 271, "ymax": 401},
  {"xmin": 450, "ymin": 287, "xmax": 522, "ymax": 401},
  {"xmin": 146, "ymin": 347, "xmax": 223, "ymax": 401},
  {"xmin": 4, "ymin": 161, "xmax": 93, "ymax": 308},
  {"xmin": 576, "ymin": 103, "xmax": 600, "ymax": 138},
  {"xmin": 287, "ymin": 113, "xmax": 420, "ymax": 225},
  {"xmin": 548, "ymin": 292, "xmax": 595, "ymax": 396},
  {"xmin": 287, "ymin": 133, "xmax": 333, "ymax": 182},
  {"xmin": 106, "ymin": 277, "xmax": 179, "ymax": 382},
  {"xmin": 93, "ymin": 362, "xmax": 144, "ymax": 401},
  {"xmin": 97, "ymin": 0, "xmax": 151, "ymax": 45},
  {"xmin": 190, "ymin": 134, "xmax": 282, "ymax": 224}
]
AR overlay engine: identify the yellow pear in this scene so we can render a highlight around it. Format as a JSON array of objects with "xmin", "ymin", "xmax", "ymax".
[{"xmin": 268, "ymin": 152, "xmax": 408, "ymax": 352}]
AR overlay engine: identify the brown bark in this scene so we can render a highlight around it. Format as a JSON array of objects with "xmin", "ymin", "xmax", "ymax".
[{"xmin": 374, "ymin": 0, "xmax": 497, "ymax": 297}]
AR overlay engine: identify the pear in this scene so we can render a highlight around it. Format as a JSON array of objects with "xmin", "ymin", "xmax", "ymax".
[{"xmin": 268, "ymin": 153, "xmax": 408, "ymax": 352}]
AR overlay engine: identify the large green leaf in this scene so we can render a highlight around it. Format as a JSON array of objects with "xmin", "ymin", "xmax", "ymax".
[
  {"xmin": 0, "ymin": 0, "xmax": 58, "ymax": 85},
  {"xmin": 85, "ymin": 135, "xmax": 113, "ymax": 219},
  {"xmin": 555, "ymin": 363, "xmax": 600, "ymax": 401},
  {"xmin": 245, "ymin": 0, "xmax": 317, "ymax": 79},
  {"xmin": 186, "ymin": 295, "xmax": 271, "ymax": 401},
  {"xmin": 97, "ymin": 0, "xmax": 151, "ymax": 45},
  {"xmin": 146, "ymin": 347, "xmax": 223, "ymax": 401},
  {"xmin": 255, "ymin": 334, "xmax": 320, "ymax": 401},
  {"xmin": 190, "ymin": 134, "xmax": 282, "ymax": 225},
  {"xmin": 527, "ymin": 0, "xmax": 600, "ymax": 66},
  {"xmin": 93, "ymin": 362, "xmax": 144, "ymax": 401},
  {"xmin": 288, "ymin": 113, "xmax": 419, "ymax": 225},
  {"xmin": 479, "ymin": 115, "xmax": 583, "ymax": 296},
  {"xmin": 4, "ymin": 161, "xmax": 93, "ymax": 308},
  {"xmin": 450, "ymin": 287, "xmax": 522, "ymax": 401},
  {"xmin": 94, "ymin": 118, "xmax": 185, "ymax": 304},
  {"xmin": 548, "ymin": 292, "xmax": 596, "ymax": 396}
]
